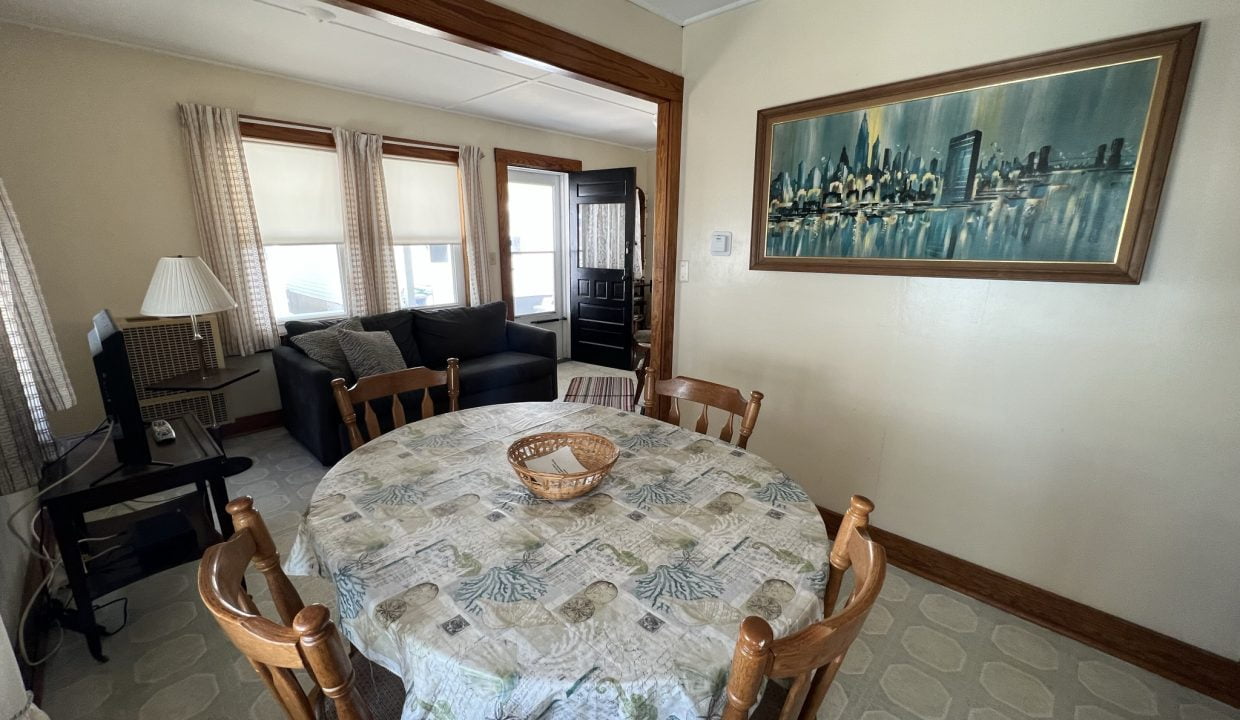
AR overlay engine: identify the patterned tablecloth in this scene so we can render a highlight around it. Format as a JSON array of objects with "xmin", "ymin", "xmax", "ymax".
[{"xmin": 286, "ymin": 402, "xmax": 829, "ymax": 720}]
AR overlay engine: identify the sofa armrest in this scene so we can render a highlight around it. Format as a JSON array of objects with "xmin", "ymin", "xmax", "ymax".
[
  {"xmin": 505, "ymin": 321, "xmax": 556, "ymax": 360},
  {"xmin": 272, "ymin": 344, "xmax": 344, "ymax": 464}
]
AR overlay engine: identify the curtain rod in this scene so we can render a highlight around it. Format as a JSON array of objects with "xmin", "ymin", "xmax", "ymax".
[{"xmin": 238, "ymin": 114, "xmax": 460, "ymax": 152}]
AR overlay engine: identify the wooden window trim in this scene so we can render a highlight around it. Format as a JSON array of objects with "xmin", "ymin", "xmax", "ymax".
[
  {"xmin": 382, "ymin": 143, "xmax": 459, "ymax": 163},
  {"xmin": 494, "ymin": 149, "xmax": 583, "ymax": 321},
  {"xmin": 238, "ymin": 117, "xmax": 460, "ymax": 162},
  {"xmin": 239, "ymin": 120, "xmax": 334, "ymax": 149}
]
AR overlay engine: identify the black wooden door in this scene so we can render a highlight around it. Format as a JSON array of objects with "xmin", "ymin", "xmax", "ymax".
[{"xmin": 568, "ymin": 167, "xmax": 635, "ymax": 369}]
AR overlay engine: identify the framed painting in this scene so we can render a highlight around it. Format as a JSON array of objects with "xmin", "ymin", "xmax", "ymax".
[{"xmin": 750, "ymin": 24, "xmax": 1198, "ymax": 283}]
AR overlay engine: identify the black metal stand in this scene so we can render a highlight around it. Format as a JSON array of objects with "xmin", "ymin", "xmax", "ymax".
[{"xmin": 40, "ymin": 415, "xmax": 230, "ymax": 662}]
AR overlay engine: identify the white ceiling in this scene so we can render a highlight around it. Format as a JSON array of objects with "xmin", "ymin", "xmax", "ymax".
[
  {"xmin": 0, "ymin": 0, "xmax": 659, "ymax": 149},
  {"xmin": 626, "ymin": 0, "xmax": 757, "ymax": 25}
]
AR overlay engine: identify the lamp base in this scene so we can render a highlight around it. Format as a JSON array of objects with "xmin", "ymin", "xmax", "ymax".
[
  {"xmin": 194, "ymin": 334, "xmax": 210, "ymax": 380},
  {"xmin": 190, "ymin": 313, "xmax": 211, "ymax": 380}
]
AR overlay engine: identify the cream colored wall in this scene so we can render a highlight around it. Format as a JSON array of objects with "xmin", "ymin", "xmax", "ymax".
[
  {"xmin": 490, "ymin": 0, "xmax": 682, "ymax": 73},
  {"xmin": 678, "ymin": 0, "xmax": 1240, "ymax": 657},
  {"xmin": 0, "ymin": 23, "xmax": 654, "ymax": 435}
]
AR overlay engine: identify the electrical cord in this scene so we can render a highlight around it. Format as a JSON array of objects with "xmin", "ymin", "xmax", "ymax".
[
  {"xmin": 6, "ymin": 418, "xmax": 113, "ymax": 561},
  {"xmin": 18, "ymin": 559, "xmax": 63, "ymax": 666},
  {"xmin": 43, "ymin": 417, "xmax": 109, "ymax": 468},
  {"xmin": 9, "ymin": 418, "xmax": 113, "ymax": 666},
  {"xmin": 94, "ymin": 597, "xmax": 129, "ymax": 637},
  {"xmin": 82, "ymin": 544, "xmax": 126, "ymax": 565}
]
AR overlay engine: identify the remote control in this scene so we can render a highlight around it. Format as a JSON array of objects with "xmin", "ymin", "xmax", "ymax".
[{"xmin": 151, "ymin": 419, "xmax": 176, "ymax": 444}]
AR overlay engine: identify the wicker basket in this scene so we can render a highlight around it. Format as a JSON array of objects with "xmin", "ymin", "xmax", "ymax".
[{"xmin": 507, "ymin": 432, "xmax": 619, "ymax": 500}]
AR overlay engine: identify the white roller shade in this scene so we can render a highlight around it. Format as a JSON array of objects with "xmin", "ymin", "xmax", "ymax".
[
  {"xmin": 243, "ymin": 141, "xmax": 344, "ymax": 245},
  {"xmin": 383, "ymin": 157, "xmax": 463, "ymax": 245}
]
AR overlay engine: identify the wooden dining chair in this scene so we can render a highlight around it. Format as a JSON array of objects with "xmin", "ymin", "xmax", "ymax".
[
  {"xmin": 198, "ymin": 497, "xmax": 404, "ymax": 720},
  {"xmin": 331, "ymin": 359, "xmax": 460, "ymax": 451},
  {"xmin": 722, "ymin": 495, "xmax": 886, "ymax": 720},
  {"xmin": 641, "ymin": 367, "xmax": 764, "ymax": 448}
]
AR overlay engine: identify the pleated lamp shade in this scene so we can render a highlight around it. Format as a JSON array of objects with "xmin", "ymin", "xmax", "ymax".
[{"xmin": 141, "ymin": 256, "xmax": 237, "ymax": 317}]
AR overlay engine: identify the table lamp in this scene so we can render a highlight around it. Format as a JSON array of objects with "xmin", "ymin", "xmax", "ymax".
[{"xmin": 140, "ymin": 255, "xmax": 237, "ymax": 379}]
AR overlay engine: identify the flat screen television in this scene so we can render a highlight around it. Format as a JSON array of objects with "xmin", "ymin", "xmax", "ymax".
[{"xmin": 87, "ymin": 309, "xmax": 150, "ymax": 466}]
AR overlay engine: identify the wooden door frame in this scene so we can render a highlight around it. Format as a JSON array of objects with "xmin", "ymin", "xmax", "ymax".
[
  {"xmin": 328, "ymin": 0, "xmax": 682, "ymax": 417},
  {"xmin": 494, "ymin": 149, "xmax": 583, "ymax": 322}
]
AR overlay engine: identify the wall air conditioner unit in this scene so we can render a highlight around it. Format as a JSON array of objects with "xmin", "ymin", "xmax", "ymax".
[{"xmin": 120, "ymin": 315, "xmax": 229, "ymax": 427}]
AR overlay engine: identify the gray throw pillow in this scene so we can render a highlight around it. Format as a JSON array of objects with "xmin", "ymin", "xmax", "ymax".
[
  {"xmin": 338, "ymin": 329, "xmax": 407, "ymax": 379},
  {"xmin": 290, "ymin": 318, "xmax": 362, "ymax": 382}
]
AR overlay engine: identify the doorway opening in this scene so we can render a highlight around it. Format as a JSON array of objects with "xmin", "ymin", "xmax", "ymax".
[
  {"xmin": 505, "ymin": 167, "xmax": 570, "ymax": 358},
  {"xmin": 346, "ymin": 1, "xmax": 684, "ymax": 415},
  {"xmin": 497, "ymin": 151, "xmax": 643, "ymax": 370}
]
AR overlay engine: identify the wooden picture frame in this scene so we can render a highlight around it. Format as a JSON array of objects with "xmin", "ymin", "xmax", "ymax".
[{"xmin": 750, "ymin": 24, "xmax": 1198, "ymax": 283}]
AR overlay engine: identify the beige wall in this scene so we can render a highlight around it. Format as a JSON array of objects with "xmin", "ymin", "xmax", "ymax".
[
  {"xmin": 0, "ymin": 23, "xmax": 653, "ymax": 435},
  {"xmin": 678, "ymin": 0, "xmax": 1240, "ymax": 657},
  {"xmin": 490, "ymin": 0, "xmax": 682, "ymax": 73}
]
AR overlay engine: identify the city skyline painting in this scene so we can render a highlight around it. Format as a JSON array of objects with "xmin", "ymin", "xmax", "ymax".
[{"xmin": 750, "ymin": 25, "xmax": 1199, "ymax": 283}]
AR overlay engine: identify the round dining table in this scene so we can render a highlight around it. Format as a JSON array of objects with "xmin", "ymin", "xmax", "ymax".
[{"xmin": 286, "ymin": 401, "xmax": 829, "ymax": 720}]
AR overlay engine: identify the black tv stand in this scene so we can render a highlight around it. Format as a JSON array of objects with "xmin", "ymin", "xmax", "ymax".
[
  {"xmin": 39, "ymin": 414, "xmax": 230, "ymax": 662},
  {"xmin": 88, "ymin": 460, "xmax": 174, "ymax": 487}
]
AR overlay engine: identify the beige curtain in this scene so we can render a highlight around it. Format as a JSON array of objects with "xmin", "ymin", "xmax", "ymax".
[
  {"xmin": 458, "ymin": 145, "xmax": 492, "ymax": 306},
  {"xmin": 334, "ymin": 128, "xmax": 399, "ymax": 315},
  {"xmin": 633, "ymin": 187, "xmax": 645, "ymax": 281},
  {"xmin": 177, "ymin": 103, "xmax": 278, "ymax": 355},
  {"xmin": 0, "ymin": 180, "xmax": 76, "ymax": 495}
]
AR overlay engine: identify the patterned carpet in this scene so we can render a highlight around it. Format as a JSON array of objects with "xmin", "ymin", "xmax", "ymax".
[{"xmin": 36, "ymin": 411, "xmax": 1240, "ymax": 720}]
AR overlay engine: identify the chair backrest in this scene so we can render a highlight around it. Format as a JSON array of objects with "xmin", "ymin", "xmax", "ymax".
[
  {"xmin": 332, "ymin": 359, "xmax": 460, "ymax": 451},
  {"xmin": 198, "ymin": 497, "xmax": 373, "ymax": 720},
  {"xmin": 642, "ymin": 367, "xmax": 764, "ymax": 448},
  {"xmin": 721, "ymin": 495, "xmax": 886, "ymax": 720}
]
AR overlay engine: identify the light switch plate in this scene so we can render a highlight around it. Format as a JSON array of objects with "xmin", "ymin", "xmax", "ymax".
[
  {"xmin": 710, "ymin": 231, "xmax": 732, "ymax": 256},
  {"xmin": 678, "ymin": 260, "xmax": 689, "ymax": 282}
]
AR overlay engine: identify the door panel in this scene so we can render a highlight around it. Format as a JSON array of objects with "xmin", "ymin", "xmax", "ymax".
[{"xmin": 569, "ymin": 167, "xmax": 635, "ymax": 370}]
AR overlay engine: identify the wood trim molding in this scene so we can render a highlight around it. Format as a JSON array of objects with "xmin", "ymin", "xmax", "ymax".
[
  {"xmin": 325, "ymin": 0, "xmax": 683, "ymax": 103},
  {"xmin": 239, "ymin": 120, "xmax": 334, "ymax": 148},
  {"xmin": 494, "ymin": 149, "xmax": 584, "ymax": 174},
  {"xmin": 238, "ymin": 118, "xmax": 460, "ymax": 162},
  {"xmin": 649, "ymin": 99, "xmax": 682, "ymax": 419},
  {"xmin": 493, "ymin": 148, "xmax": 583, "ymax": 321},
  {"xmin": 382, "ymin": 143, "xmax": 459, "ymax": 163},
  {"xmin": 221, "ymin": 409, "xmax": 285, "ymax": 438},
  {"xmin": 817, "ymin": 506, "xmax": 1240, "ymax": 708}
]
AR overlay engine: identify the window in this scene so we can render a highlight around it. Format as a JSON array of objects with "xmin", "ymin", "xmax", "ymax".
[
  {"xmin": 383, "ymin": 156, "xmax": 464, "ymax": 308},
  {"xmin": 507, "ymin": 169, "xmax": 564, "ymax": 317},
  {"xmin": 243, "ymin": 141, "xmax": 348, "ymax": 322}
]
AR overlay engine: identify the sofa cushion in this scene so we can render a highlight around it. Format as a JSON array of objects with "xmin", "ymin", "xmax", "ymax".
[
  {"xmin": 289, "ymin": 318, "xmax": 362, "ymax": 382},
  {"xmin": 412, "ymin": 302, "xmax": 507, "ymax": 366},
  {"xmin": 458, "ymin": 351, "xmax": 555, "ymax": 392},
  {"xmin": 360, "ymin": 310, "xmax": 421, "ymax": 368},
  {"xmin": 284, "ymin": 317, "xmax": 344, "ymax": 338},
  {"xmin": 339, "ymin": 328, "xmax": 406, "ymax": 379}
]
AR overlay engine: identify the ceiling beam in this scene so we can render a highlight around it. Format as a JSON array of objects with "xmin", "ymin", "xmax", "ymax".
[{"xmin": 323, "ymin": 0, "xmax": 683, "ymax": 103}]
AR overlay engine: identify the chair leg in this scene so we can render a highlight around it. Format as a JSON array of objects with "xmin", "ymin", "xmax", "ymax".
[{"xmin": 633, "ymin": 344, "xmax": 650, "ymax": 409}]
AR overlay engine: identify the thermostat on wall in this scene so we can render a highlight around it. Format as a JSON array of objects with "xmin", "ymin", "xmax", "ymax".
[{"xmin": 710, "ymin": 231, "xmax": 731, "ymax": 256}]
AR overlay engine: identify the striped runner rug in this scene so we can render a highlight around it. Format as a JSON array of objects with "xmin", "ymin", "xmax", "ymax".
[{"xmin": 563, "ymin": 376, "xmax": 636, "ymax": 412}]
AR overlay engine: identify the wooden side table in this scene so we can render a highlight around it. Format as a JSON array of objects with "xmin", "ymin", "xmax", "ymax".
[{"xmin": 40, "ymin": 414, "xmax": 230, "ymax": 662}]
